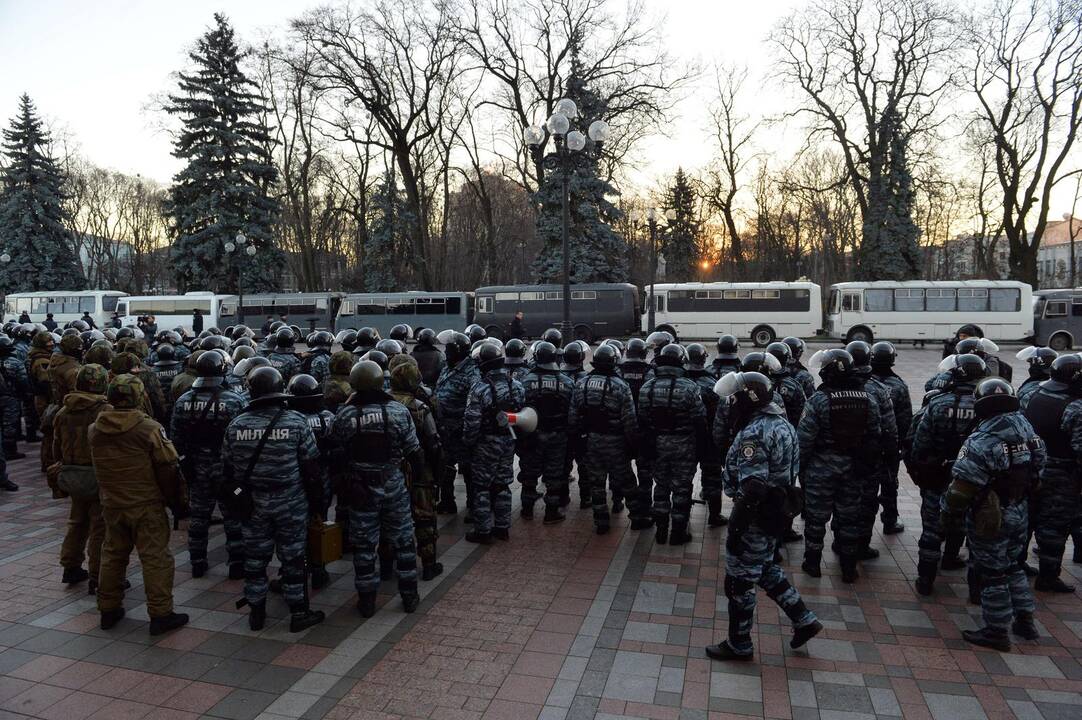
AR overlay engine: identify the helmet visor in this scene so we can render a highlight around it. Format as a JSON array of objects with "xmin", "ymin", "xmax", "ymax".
[
  {"xmin": 1016, "ymin": 346, "xmax": 1037, "ymax": 362},
  {"xmin": 436, "ymin": 329, "xmax": 456, "ymax": 346},
  {"xmin": 714, "ymin": 371, "xmax": 746, "ymax": 399},
  {"xmin": 979, "ymin": 338, "xmax": 1000, "ymax": 354},
  {"xmin": 937, "ymin": 355, "xmax": 960, "ymax": 374}
]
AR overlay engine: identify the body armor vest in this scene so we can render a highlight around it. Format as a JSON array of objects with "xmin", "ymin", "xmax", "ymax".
[
  {"xmin": 1024, "ymin": 388, "xmax": 1073, "ymax": 459},
  {"xmin": 620, "ymin": 361, "xmax": 649, "ymax": 402},
  {"xmin": 825, "ymin": 387, "xmax": 869, "ymax": 450},
  {"xmin": 481, "ymin": 376, "xmax": 517, "ymax": 434},
  {"xmin": 993, "ymin": 436, "xmax": 1042, "ymax": 503},
  {"xmin": 647, "ymin": 377, "xmax": 681, "ymax": 434},
  {"xmin": 352, "ymin": 404, "xmax": 392, "ymax": 464},
  {"xmin": 185, "ymin": 387, "xmax": 228, "ymax": 451},
  {"xmin": 940, "ymin": 388, "xmax": 978, "ymax": 461},
  {"xmin": 530, "ymin": 371, "xmax": 567, "ymax": 432},
  {"xmin": 583, "ymin": 374, "xmax": 620, "ymax": 434}
]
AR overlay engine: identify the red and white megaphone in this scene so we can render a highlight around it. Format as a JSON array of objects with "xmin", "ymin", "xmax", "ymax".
[{"xmin": 497, "ymin": 407, "xmax": 538, "ymax": 437}]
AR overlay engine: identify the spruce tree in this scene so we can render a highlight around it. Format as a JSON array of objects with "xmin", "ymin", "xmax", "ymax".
[
  {"xmin": 166, "ymin": 13, "xmax": 283, "ymax": 293},
  {"xmin": 531, "ymin": 40, "xmax": 626, "ymax": 284},
  {"xmin": 660, "ymin": 168, "xmax": 701, "ymax": 281},
  {"xmin": 859, "ymin": 110, "xmax": 921, "ymax": 280},
  {"xmin": 0, "ymin": 95, "xmax": 86, "ymax": 294},
  {"xmin": 364, "ymin": 171, "xmax": 411, "ymax": 292}
]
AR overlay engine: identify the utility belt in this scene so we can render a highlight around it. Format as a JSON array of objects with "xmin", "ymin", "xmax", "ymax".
[
  {"xmin": 350, "ymin": 467, "xmax": 394, "ymax": 486},
  {"xmin": 908, "ymin": 460, "xmax": 953, "ymax": 493}
]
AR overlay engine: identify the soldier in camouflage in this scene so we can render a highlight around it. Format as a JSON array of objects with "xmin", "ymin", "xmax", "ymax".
[
  {"xmin": 517, "ymin": 341, "xmax": 574, "ymax": 524},
  {"xmin": 1016, "ymin": 347, "xmax": 1056, "ymax": 406},
  {"xmin": 869, "ymin": 342, "xmax": 911, "ymax": 535},
  {"xmin": 266, "ymin": 327, "xmax": 302, "ymax": 382},
  {"xmin": 763, "ymin": 343, "xmax": 808, "ymax": 427},
  {"xmin": 706, "ymin": 371, "xmax": 821, "ymax": 662},
  {"xmin": 0, "ymin": 337, "xmax": 28, "ymax": 458},
  {"xmin": 783, "ymin": 336, "xmax": 817, "ymax": 398},
  {"xmin": 171, "ymin": 351, "xmax": 248, "ymax": 579},
  {"xmin": 435, "ymin": 331, "xmax": 479, "ymax": 515},
  {"xmin": 411, "ymin": 328, "xmax": 446, "ymax": 388},
  {"xmin": 303, "ymin": 331, "xmax": 334, "ymax": 385},
  {"xmin": 223, "ymin": 366, "xmax": 325, "ymax": 633},
  {"xmin": 331, "ymin": 360, "xmax": 424, "ymax": 616},
  {"xmin": 151, "ymin": 344, "xmax": 184, "ymax": 428},
  {"xmin": 710, "ymin": 335, "xmax": 742, "ymax": 379},
  {"xmin": 561, "ymin": 341, "xmax": 591, "ymax": 508},
  {"xmin": 686, "ymin": 344, "xmax": 726, "ymax": 527},
  {"xmin": 463, "ymin": 341, "xmax": 525, "ymax": 543},
  {"xmin": 942, "ymin": 378, "xmax": 1044, "ymax": 652},
  {"xmin": 504, "ymin": 338, "xmax": 529, "ymax": 383},
  {"xmin": 639, "ymin": 344, "xmax": 707, "ymax": 546}
]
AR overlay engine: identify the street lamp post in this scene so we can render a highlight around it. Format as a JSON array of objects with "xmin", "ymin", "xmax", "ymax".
[
  {"xmin": 1064, "ymin": 213, "xmax": 1079, "ymax": 288},
  {"xmin": 644, "ymin": 207, "xmax": 676, "ymax": 333},
  {"xmin": 525, "ymin": 100, "xmax": 611, "ymax": 337},
  {"xmin": 224, "ymin": 233, "xmax": 257, "ymax": 326}
]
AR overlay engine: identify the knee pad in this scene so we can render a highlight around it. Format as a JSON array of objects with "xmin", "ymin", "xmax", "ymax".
[{"xmin": 724, "ymin": 575, "xmax": 755, "ymax": 599}]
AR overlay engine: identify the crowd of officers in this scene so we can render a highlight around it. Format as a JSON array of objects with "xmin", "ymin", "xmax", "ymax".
[{"xmin": 0, "ymin": 315, "xmax": 1074, "ymax": 659}]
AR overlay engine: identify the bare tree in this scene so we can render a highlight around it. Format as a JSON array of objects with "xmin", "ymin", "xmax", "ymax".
[{"xmin": 963, "ymin": 0, "xmax": 1082, "ymax": 286}]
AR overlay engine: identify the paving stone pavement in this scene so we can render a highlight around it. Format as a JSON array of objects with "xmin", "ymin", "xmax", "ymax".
[{"xmin": 0, "ymin": 344, "xmax": 1080, "ymax": 720}]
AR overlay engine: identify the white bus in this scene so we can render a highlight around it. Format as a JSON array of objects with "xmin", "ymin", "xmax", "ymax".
[
  {"xmin": 117, "ymin": 292, "xmax": 236, "ymax": 333},
  {"xmin": 644, "ymin": 282, "xmax": 823, "ymax": 346},
  {"xmin": 4, "ymin": 290, "xmax": 127, "ymax": 328},
  {"xmin": 826, "ymin": 280, "xmax": 1033, "ymax": 343}
]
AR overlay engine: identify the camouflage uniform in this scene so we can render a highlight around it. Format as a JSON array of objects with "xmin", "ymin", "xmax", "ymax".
[
  {"xmin": 1021, "ymin": 386, "xmax": 1082, "ymax": 582},
  {"xmin": 463, "ymin": 368, "xmax": 525, "ymax": 535},
  {"xmin": 331, "ymin": 395, "xmax": 420, "ymax": 598},
  {"xmin": 569, "ymin": 370, "xmax": 640, "ymax": 530},
  {"xmin": 518, "ymin": 367, "xmax": 575, "ymax": 513},
  {"xmin": 774, "ymin": 373, "xmax": 808, "ymax": 427},
  {"xmin": 638, "ymin": 367, "xmax": 707, "ymax": 537},
  {"xmin": 710, "ymin": 357, "xmax": 742, "ymax": 380},
  {"xmin": 223, "ymin": 404, "xmax": 320, "ymax": 607},
  {"xmin": 789, "ymin": 361, "xmax": 817, "ymax": 399},
  {"xmin": 1017, "ymin": 377, "xmax": 1043, "ymax": 406},
  {"xmin": 266, "ymin": 350, "xmax": 302, "ymax": 383},
  {"xmin": 304, "ymin": 350, "xmax": 332, "ymax": 386},
  {"xmin": 411, "ymin": 345, "xmax": 446, "ymax": 389},
  {"xmin": 0, "ymin": 353, "xmax": 25, "ymax": 449},
  {"xmin": 152, "ymin": 359, "xmax": 184, "ymax": 428},
  {"xmin": 943, "ymin": 412, "xmax": 1043, "ymax": 633},
  {"xmin": 171, "ymin": 385, "xmax": 247, "ymax": 573},
  {"xmin": 390, "ymin": 362, "xmax": 442, "ymax": 572},
  {"xmin": 618, "ymin": 359, "xmax": 653, "ymax": 507},
  {"xmin": 687, "ymin": 367, "xmax": 724, "ymax": 510},
  {"xmin": 798, "ymin": 379, "xmax": 886, "ymax": 563},
  {"xmin": 855, "ymin": 370, "xmax": 898, "ymax": 546},
  {"xmin": 562, "ymin": 366, "xmax": 591, "ymax": 505},
  {"xmin": 435, "ymin": 357, "xmax": 481, "ymax": 505},
  {"xmin": 322, "ymin": 352, "xmax": 355, "ymax": 540},
  {"xmin": 871, "ymin": 368, "xmax": 912, "ymax": 527},
  {"xmin": 723, "ymin": 405, "xmax": 817, "ymax": 656}
]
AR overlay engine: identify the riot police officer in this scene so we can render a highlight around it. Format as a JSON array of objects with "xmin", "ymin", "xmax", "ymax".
[
  {"xmin": 504, "ymin": 338, "xmax": 529, "ymax": 382},
  {"xmin": 1016, "ymin": 346, "xmax": 1057, "ymax": 405},
  {"xmin": 798, "ymin": 349, "xmax": 886, "ymax": 582},
  {"xmin": 389, "ymin": 324, "xmax": 413, "ymax": 346},
  {"xmin": 171, "ymin": 351, "xmax": 248, "ymax": 579},
  {"xmin": 517, "ymin": 341, "xmax": 574, "ymax": 523},
  {"xmin": 322, "ymin": 351, "xmax": 355, "ymax": 412},
  {"xmin": 332, "ymin": 361, "xmax": 424, "ymax": 616},
  {"xmin": 706, "ymin": 371, "xmax": 821, "ymax": 661},
  {"xmin": 411, "ymin": 328, "xmax": 446, "ymax": 388},
  {"xmin": 686, "ymin": 344, "xmax": 726, "ymax": 527},
  {"xmin": 764, "ymin": 343, "xmax": 808, "ymax": 427},
  {"xmin": 152, "ymin": 344, "xmax": 184, "ymax": 427},
  {"xmin": 569, "ymin": 343, "xmax": 640, "ymax": 533},
  {"xmin": 618, "ymin": 338, "xmax": 652, "ymax": 404},
  {"xmin": 0, "ymin": 337, "xmax": 28, "ymax": 458},
  {"xmin": 303, "ymin": 331, "xmax": 335, "ymax": 385},
  {"xmin": 561, "ymin": 341, "xmax": 590, "ymax": 507},
  {"xmin": 869, "ymin": 341, "xmax": 911, "ymax": 535},
  {"xmin": 463, "ymin": 342, "xmax": 525, "ymax": 543},
  {"xmin": 1021, "ymin": 353, "xmax": 1082, "ymax": 593},
  {"xmin": 266, "ymin": 327, "xmax": 302, "ymax": 382},
  {"xmin": 434, "ymin": 331, "xmax": 479, "ymax": 515},
  {"xmin": 908, "ymin": 353, "xmax": 988, "ymax": 595},
  {"xmin": 942, "ymin": 378, "xmax": 1044, "ymax": 651},
  {"xmin": 783, "ymin": 336, "xmax": 816, "ymax": 398},
  {"xmin": 711, "ymin": 334, "xmax": 742, "ymax": 378},
  {"xmin": 223, "ymin": 367, "xmax": 325, "ymax": 632},
  {"xmin": 639, "ymin": 343, "xmax": 707, "ymax": 545}
]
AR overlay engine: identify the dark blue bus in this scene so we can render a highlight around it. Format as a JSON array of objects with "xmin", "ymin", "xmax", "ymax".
[{"xmin": 473, "ymin": 283, "xmax": 641, "ymax": 342}]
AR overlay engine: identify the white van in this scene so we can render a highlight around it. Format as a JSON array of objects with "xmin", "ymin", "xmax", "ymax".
[{"xmin": 4, "ymin": 290, "xmax": 127, "ymax": 328}]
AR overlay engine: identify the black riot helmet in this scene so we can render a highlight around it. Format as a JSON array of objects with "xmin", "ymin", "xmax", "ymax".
[
  {"xmin": 473, "ymin": 340, "xmax": 504, "ymax": 373},
  {"xmin": 0, "ymin": 336, "xmax": 13, "ymax": 355},
  {"xmin": 646, "ymin": 330, "xmax": 674, "ymax": 354},
  {"xmin": 309, "ymin": 331, "xmax": 334, "ymax": 350},
  {"xmin": 287, "ymin": 373, "xmax": 323, "ymax": 413},
  {"xmin": 375, "ymin": 338, "xmax": 402, "ymax": 358},
  {"xmin": 504, "ymin": 338, "xmax": 527, "ymax": 365},
  {"xmin": 845, "ymin": 340, "xmax": 872, "ymax": 368},
  {"xmin": 232, "ymin": 345, "xmax": 256, "ymax": 364},
  {"xmin": 465, "ymin": 324, "xmax": 487, "ymax": 345},
  {"xmin": 269, "ymin": 320, "xmax": 287, "ymax": 335},
  {"xmin": 592, "ymin": 343, "xmax": 618, "ymax": 373},
  {"xmin": 247, "ymin": 366, "xmax": 288, "ymax": 403},
  {"xmin": 116, "ymin": 326, "xmax": 135, "ymax": 340},
  {"xmin": 656, "ymin": 342, "xmax": 686, "ymax": 368},
  {"xmin": 782, "ymin": 336, "xmax": 805, "ymax": 360},
  {"xmin": 193, "ymin": 350, "xmax": 226, "ymax": 387},
  {"xmin": 686, "ymin": 343, "xmax": 709, "ymax": 370},
  {"xmin": 361, "ymin": 349, "xmax": 389, "ymax": 371},
  {"xmin": 356, "ymin": 327, "xmax": 381, "ymax": 351},
  {"xmin": 765, "ymin": 341, "xmax": 793, "ymax": 371},
  {"xmin": 870, "ymin": 341, "xmax": 897, "ymax": 368},
  {"xmin": 1046, "ymin": 353, "xmax": 1082, "ymax": 391},
  {"xmin": 70, "ymin": 319, "xmax": 90, "ymax": 332},
  {"xmin": 716, "ymin": 334, "xmax": 739, "ymax": 359},
  {"xmin": 938, "ymin": 353, "xmax": 988, "ymax": 383},
  {"xmin": 389, "ymin": 324, "xmax": 413, "ymax": 344},
  {"xmin": 440, "ymin": 330, "xmax": 472, "ymax": 366},
  {"xmin": 336, "ymin": 329, "xmax": 358, "ymax": 353},
  {"xmin": 974, "ymin": 377, "xmax": 1019, "ymax": 419},
  {"xmin": 812, "ymin": 348, "xmax": 855, "ymax": 383},
  {"xmin": 199, "ymin": 334, "xmax": 230, "ymax": 352},
  {"xmin": 561, "ymin": 341, "xmax": 586, "ymax": 369},
  {"xmin": 155, "ymin": 343, "xmax": 177, "ymax": 363},
  {"xmin": 956, "ymin": 337, "xmax": 999, "ymax": 359},
  {"xmin": 624, "ymin": 337, "xmax": 647, "ymax": 361},
  {"xmin": 533, "ymin": 341, "xmax": 559, "ymax": 371},
  {"xmin": 231, "ymin": 324, "xmax": 254, "ymax": 341},
  {"xmin": 350, "ymin": 360, "xmax": 384, "ymax": 392},
  {"xmin": 1016, "ymin": 346, "xmax": 1057, "ymax": 374},
  {"xmin": 714, "ymin": 371, "xmax": 773, "ymax": 412},
  {"xmin": 741, "ymin": 350, "xmax": 783, "ymax": 377},
  {"xmin": 275, "ymin": 326, "xmax": 296, "ymax": 349},
  {"xmin": 541, "ymin": 327, "xmax": 563, "ymax": 349},
  {"xmin": 416, "ymin": 328, "xmax": 436, "ymax": 346}
]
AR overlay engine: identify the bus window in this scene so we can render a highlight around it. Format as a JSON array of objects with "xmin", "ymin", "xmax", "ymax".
[
  {"xmin": 80, "ymin": 296, "xmax": 95, "ymax": 312},
  {"xmin": 925, "ymin": 288, "xmax": 956, "ymax": 311},
  {"xmin": 893, "ymin": 288, "xmax": 924, "ymax": 312},
  {"xmin": 865, "ymin": 289, "xmax": 893, "ymax": 311},
  {"xmin": 356, "ymin": 299, "xmax": 386, "ymax": 315},
  {"xmin": 842, "ymin": 293, "xmax": 861, "ymax": 312},
  {"xmin": 990, "ymin": 288, "xmax": 1020, "ymax": 312},
  {"xmin": 958, "ymin": 288, "xmax": 989, "ymax": 312},
  {"xmin": 388, "ymin": 300, "xmax": 415, "ymax": 315},
  {"xmin": 103, "ymin": 295, "xmax": 120, "ymax": 312},
  {"xmin": 751, "ymin": 289, "xmax": 779, "ymax": 299},
  {"xmin": 339, "ymin": 300, "xmax": 354, "ymax": 316},
  {"xmin": 828, "ymin": 290, "xmax": 840, "ymax": 314},
  {"xmin": 571, "ymin": 291, "xmax": 597, "ymax": 300},
  {"xmin": 544, "ymin": 291, "xmax": 561, "ymax": 300},
  {"xmin": 446, "ymin": 296, "xmax": 461, "ymax": 315},
  {"xmin": 477, "ymin": 296, "xmax": 493, "ymax": 313},
  {"xmin": 656, "ymin": 295, "xmax": 665, "ymax": 312},
  {"xmin": 1045, "ymin": 300, "xmax": 1068, "ymax": 318},
  {"xmin": 1073, "ymin": 299, "xmax": 1082, "ymax": 316}
]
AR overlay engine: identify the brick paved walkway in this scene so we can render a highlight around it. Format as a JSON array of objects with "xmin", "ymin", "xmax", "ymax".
[{"xmin": 0, "ymin": 345, "xmax": 1080, "ymax": 720}]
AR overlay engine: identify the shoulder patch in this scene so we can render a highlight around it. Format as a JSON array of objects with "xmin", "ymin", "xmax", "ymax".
[{"xmin": 740, "ymin": 443, "xmax": 756, "ymax": 459}]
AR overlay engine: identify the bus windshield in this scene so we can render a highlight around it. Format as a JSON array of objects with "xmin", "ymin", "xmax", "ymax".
[{"xmin": 827, "ymin": 290, "xmax": 840, "ymax": 314}]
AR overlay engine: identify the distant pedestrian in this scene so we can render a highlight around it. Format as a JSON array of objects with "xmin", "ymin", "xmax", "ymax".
[
  {"xmin": 80, "ymin": 311, "xmax": 97, "ymax": 329},
  {"xmin": 110, "ymin": 313, "xmax": 121, "ymax": 330},
  {"xmin": 509, "ymin": 310, "xmax": 524, "ymax": 339},
  {"xmin": 17, "ymin": 311, "xmax": 30, "ymax": 324},
  {"xmin": 192, "ymin": 309, "xmax": 203, "ymax": 334},
  {"xmin": 43, "ymin": 313, "xmax": 58, "ymax": 332}
]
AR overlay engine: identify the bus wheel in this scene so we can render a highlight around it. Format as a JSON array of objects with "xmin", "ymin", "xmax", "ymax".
[
  {"xmin": 751, "ymin": 326, "xmax": 775, "ymax": 348},
  {"xmin": 1050, "ymin": 332, "xmax": 1072, "ymax": 351},
  {"xmin": 485, "ymin": 325, "xmax": 505, "ymax": 341},
  {"xmin": 657, "ymin": 324, "xmax": 679, "ymax": 343},
  {"xmin": 573, "ymin": 325, "xmax": 593, "ymax": 344},
  {"xmin": 846, "ymin": 326, "xmax": 873, "ymax": 344}
]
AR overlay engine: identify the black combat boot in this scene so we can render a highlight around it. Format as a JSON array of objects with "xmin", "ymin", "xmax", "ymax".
[
  {"xmin": 290, "ymin": 603, "xmax": 325, "ymax": 633},
  {"xmin": 3, "ymin": 444, "xmax": 25, "ymax": 460},
  {"xmin": 801, "ymin": 550, "xmax": 822, "ymax": 578},
  {"xmin": 249, "ymin": 601, "xmax": 266, "ymax": 631},
  {"xmin": 707, "ymin": 498, "xmax": 727, "ymax": 528},
  {"xmin": 492, "ymin": 527, "xmax": 510, "ymax": 541},
  {"xmin": 520, "ymin": 500, "xmax": 535, "ymax": 519},
  {"xmin": 100, "ymin": 608, "xmax": 125, "ymax": 630},
  {"xmin": 962, "ymin": 626, "xmax": 1011, "ymax": 652},
  {"xmin": 191, "ymin": 558, "xmax": 208, "ymax": 578},
  {"xmin": 611, "ymin": 495, "xmax": 625, "ymax": 514},
  {"xmin": 436, "ymin": 497, "xmax": 458, "ymax": 514},
  {"xmin": 543, "ymin": 505, "xmax": 566, "ymax": 525},
  {"xmin": 791, "ymin": 619, "xmax": 823, "ymax": 649},
  {"xmin": 840, "ymin": 556, "xmax": 859, "ymax": 584},
  {"xmin": 941, "ymin": 537, "xmax": 966, "ymax": 570},
  {"xmin": 783, "ymin": 527, "xmax": 802, "ymax": 543},
  {"xmin": 655, "ymin": 517, "xmax": 669, "ymax": 545},
  {"xmin": 882, "ymin": 520, "xmax": 905, "ymax": 535},
  {"xmin": 465, "ymin": 530, "xmax": 492, "ymax": 545},
  {"xmin": 357, "ymin": 592, "xmax": 377, "ymax": 618},
  {"xmin": 149, "ymin": 612, "xmax": 189, "ymax": 636},
  {"xmin": 704, "ymin": 641, "xmax": 754, "ymax": 662},
  {"xmin": 0, "ymin": 478, "xmax": 18, "ymax": 491},
  {"xmin": 669, "ymin": 526, "xmax": 693, "ymax": 546},
  {"xmin": 62, "ymin": 566, "xmax": 89, "ymax": 585},
  {"xmin": 630, "ymin": 517, "xmax": 653, "ymax": 531},
  {"xmin": 421, "ymin": 563, "xmax": 443, "ymax": 582},
  {"xmin": 1035, "ymin": 573, "xmax": 1076, "ymax": 593},
  {"xmin": 401, "ymin": 582, "xmax": 420, "ymax": 614},
  {"xmin": 859, "ymin": 545, "xmax": 880, "ymax": 560},
  {"xmin": 1074, "ymin": 544, "xmax": 1082, "ymax": 564},
  {"xmin": 915, "ymin": 559, "xmax": 937, "ymax": 596},
  {"xmin": 1012, "ymin": 612, "xmax": 1040, "ymax": 640}
]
